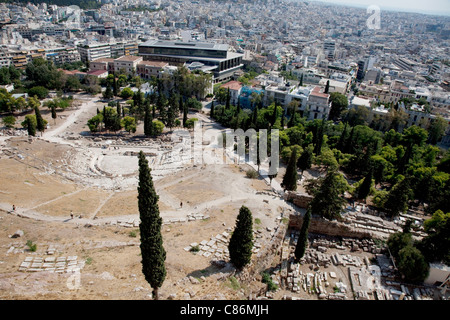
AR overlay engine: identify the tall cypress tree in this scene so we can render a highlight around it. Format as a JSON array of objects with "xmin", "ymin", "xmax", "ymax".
[
  {"xmin": 357, "ymin": 167, "xmax": 373, "ymax": 201},
  {"xmin": 337, "ymin": 121, "xmax": 348, "ymax": 152},
  {"xmin": 235, "ymin": 97, "xmax": 241, "ymax": 116},
  {"xmin": 324, "ymin": 80, "xmax": 330, "ymax": 94},
  {"xmin": 116, "ymin": 102, "xmax": 122, "ymax": 119},
  {"xmin": 271, "ymin": 103, "xmax": 279, "ymax": 127},
  {"xmin": 251, "ymin": 103, "xmax": 258, "ymax": 127},
  {"xmin": 297, "ymin": 144, "xmax": 313, "ymax": 176},
  {"xmin": 144, "ymin": 106, "xmax": 153, "ymax": 136},
  {"xmin": 225, "ymin": 88, "xmax": 231, "ymax": 109},
  {"xmin": 113, "ymin": 74, "xmax": 118, "ymax": 96},
  {"xmin": 51, "ymin": 105, "xmax": 56, "ymax": 125},
  {"xmin": 313, "ymin": 119, "xmax": 325, "ymax": 155},
  {"xmin": 281, "ymin": 148, "xmax": 299, "ymax": 191},
  {"xmin": 138, "ymin": 151, "xmax": 166, "ymax": 300},
  {"xmin": 294, "ymin": 207, "xmax": 311, "ymax": 262},
  {"xmin": 183, "ymin": 105, "xmax": 188, "ymax": 127},
  {"xmin": 179, "ymin": 96, "xmax": 184, "ymax": 113},
  {"xmin": 228, "ymin": 205, "xmax": 254, "ymax": 270},
  {"xmin": 35, "ymin": 105, "xmax": 45, "ymax": 135},
  {"xmin": 287, "ymin": 104, "xmax": 297, "ymax": 128},
  {"xmin": 210, "ymin": 100, "xmax": 215, "ymax": 118}
]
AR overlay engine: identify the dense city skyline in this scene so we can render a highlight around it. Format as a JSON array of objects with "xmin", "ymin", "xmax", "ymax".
[{"xmin": 308, "ymin": 0, "xmax": 450, "ymax": 16}]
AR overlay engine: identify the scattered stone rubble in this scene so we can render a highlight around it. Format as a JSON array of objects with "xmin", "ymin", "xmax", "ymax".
[
  {"xmin": 185, "ymin": 230, "xmax": 263, "ymax": 261},
  {"xmin": 0, "ymin": 129, "xmax": 28, "ymax": 137}
]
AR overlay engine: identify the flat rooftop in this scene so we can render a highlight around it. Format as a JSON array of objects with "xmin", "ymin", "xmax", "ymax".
[{"xmin": 140, "ymin": 40, "xmax": 229, "ymax": 52}]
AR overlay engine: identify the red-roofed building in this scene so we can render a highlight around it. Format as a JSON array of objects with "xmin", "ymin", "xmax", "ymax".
[
  {"xmin": 87, "ymin": 69, "xmax": 109, "ymax": 78},
  {"xmin": 306, "ymin": 86, "xmax": 331, "ymax": 120},
  {"xmin": 220, "ymin": 80, "xmax": 243, "ymax": 105}
]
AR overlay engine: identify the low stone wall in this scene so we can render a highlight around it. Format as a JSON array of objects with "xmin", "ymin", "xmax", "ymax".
[
  {"xmin": 284, "ymin": 191, "xmax": 313, "ymax": 209},
  {"xmin": 289, "ymin": 211, "xmax": 374, "ymax": 240}
]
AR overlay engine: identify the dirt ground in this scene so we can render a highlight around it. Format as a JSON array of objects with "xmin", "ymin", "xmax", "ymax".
[{"xmin": 0, "ymin": 99, "xmax": 292, "ymax": 300}]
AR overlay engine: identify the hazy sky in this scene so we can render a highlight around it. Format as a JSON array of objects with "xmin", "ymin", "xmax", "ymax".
[{"xmin": 309, "ymin": 0, "xmax": 450, "ymax": 16}]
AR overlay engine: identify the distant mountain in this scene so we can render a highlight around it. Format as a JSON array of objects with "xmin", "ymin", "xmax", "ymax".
[{"xmin": 0, "ymin": 0, "xmax": 102, "ymax": 10}]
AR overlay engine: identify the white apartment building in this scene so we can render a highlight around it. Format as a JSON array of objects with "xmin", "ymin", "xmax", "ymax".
[
  {"xmin": 264, "ymin": 83, "xmax": 331, "ymax": 120},
  {"xmin": 45, "ymin": 47, "xmax": 80, "ymax": 65},
  {"xmin": 78, "ymin": 42, "xmax": 111, "ymax": 63}
]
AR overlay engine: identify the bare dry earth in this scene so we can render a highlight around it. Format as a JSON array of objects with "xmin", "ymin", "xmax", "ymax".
[{"xmin": 0, "ymin": 135, "xmax": 287, "ymax": 300}]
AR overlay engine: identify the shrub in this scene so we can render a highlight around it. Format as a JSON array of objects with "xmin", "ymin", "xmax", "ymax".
[
  {"xmin": 246, "ymin": 169, "xmax": 258, "ymax": 179},
  {"xmin": 261, "ymin": 272, "xmax": 278, "ymax": 292},
  {"xmin": 189, "ymin": 245, "xmax": 200, "ymax": 253},
  {"xmin": 26, "ymin": 240, "xmax": 37, "ymax": 252},
  {"xmin": 227, "ymin": 276, "xmax": 240, "ymax": 290},
  {"xmin": 129, "ymin": 230, "xmax": 137, "ymax": 238}
]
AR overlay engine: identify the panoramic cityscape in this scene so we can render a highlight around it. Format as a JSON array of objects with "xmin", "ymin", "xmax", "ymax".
[{"xmin": 0, "ymin": 0, "xmax": 449, "ymax": 307}]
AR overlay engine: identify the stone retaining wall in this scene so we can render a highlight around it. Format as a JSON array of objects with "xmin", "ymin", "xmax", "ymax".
[{"xmin": 289, "ymin": 211, "xmax": 374, "ymax": 239}]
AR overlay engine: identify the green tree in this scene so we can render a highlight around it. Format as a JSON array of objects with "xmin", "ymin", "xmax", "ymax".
[
  {"xmin": 113, "ymin": 74, "xmax": 118, "ymax": 96},
  {"xmin": 287, "ymin": 100, "xmax": 300, "ymax": 128},
  {"xmin": 34, "ymin": 106, "xmax": 46, "ymax": 135},
  {"xmin": 21, "ymin": 114, "xmax": 37, "ymax": 136},
  {"xmin": 64, "ymin": 75, "xmax": 82, "ymax": 92},
  {"xmin": 137, "ymin": 151, "xmax": 166, "ymax": 300},
  {"xmin": 121, "ymin": 116, "xmax": 136, "ymax": 133},
  {"xmin": 397, "ymin": 125, "xmax": 428, "ymax": 173},
  {"xmin": 14, "ymin": 97, "xmax": 27, "ymax": 112},
  {"xmin": 383, "ymin": 176, "xmax": 413, "ymax": 218},
  {"xmin": 51, "ymin": 105, "xmax": 56, "ymax": 124},
  {"xmin": 228, "ymin": 206, "xmax": 254, "ymax": 270},
  {"xmin": 184, "ymin": 118, "xmax": 198, "ymax": 129},
  {"xmin": 152, "ymin": 119, "xmax": 165, "ymax": 135},
  {"xmin": 182, "ymin": 105, "xmax": 188, "ymax": 128},
  {"xmin": 28, "ymin": 86, "xmax": 49, "ymax": 99},
  {"xmin": 427, "ymin": 116, "xmax": 448, "ymax": 145},
  {"xmin": 281, "ymin": 147, "xmax": 299, "ymax": 191},
  {"xmin": 357, "ymin": 167, "xmax": 373, "ymax": 201},
  {"xmin": 87, "ymin": 114, "xmax": 103, "ymax": 132},
  {"xmin": 144, "ymin": 106, "xmax": 154, "ymax": 136},
  {"xmin": 210, "ymin": 100, "xmax": 215, "ymax": 118},
  {"xmin": 2, "ymin": 115, "xmax": 15, "ymax": 128},
  {"xmin": 103, "ymin": 82, "xmax": 113, "ymax": 100},
  {"xmin": 387, "ymin": 230, "xmax": 413, "ymax": 261},
  {"xmin": 308, "ymin": 169, "xmax": 349, "ymax": 220},
  {"xmin": 225, "ymin": 88, "xmax": 231, "ymax": 109},
  {"xmin": 324, "ymin": 80, "xmax": 330, "ymax": 94},
  {"xmin": 297, "ymin": 144, "xmax": 314, "ymax": 175},
  {"xmin": 397, "ymin": 246, "xmax": 429, "ymax": 283},
  {"xmin": 328, "ymin": 92, "xmax": 348, "ymax": 121},
  {"xmin": 418, "ymin": 210, "xmax": 450, "ymax": 264},
  {"xmin": 120, "ymin": 87, "xmax": 134, "ymax": 100},
  {"xmin": 294, "ymin": 207, "xmax": 311, "ymax": 262}
]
